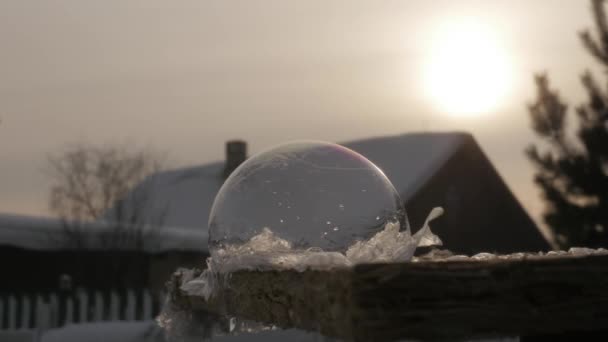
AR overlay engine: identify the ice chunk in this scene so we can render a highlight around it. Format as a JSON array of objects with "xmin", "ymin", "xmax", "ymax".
[
  {"xmin": 346, "ymin": 207, "xmax": 443, "ymax": 263},
  {"xmin": 206, "ymin": 207, "xmax": 443, "ymax": 273},
  {"xmin": 413, "ymin": 207, "xmax": 444, "ymax": 247}
]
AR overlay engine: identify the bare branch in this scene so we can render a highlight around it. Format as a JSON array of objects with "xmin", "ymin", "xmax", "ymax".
[{"xmin": 46, "ymin": 142, "xmax": 168, "ymax": 250}]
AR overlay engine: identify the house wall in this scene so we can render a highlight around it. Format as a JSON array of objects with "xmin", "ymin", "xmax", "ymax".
[{"xmin": 405, "ymin": 137, "xmax": 550, "ymax": 255}]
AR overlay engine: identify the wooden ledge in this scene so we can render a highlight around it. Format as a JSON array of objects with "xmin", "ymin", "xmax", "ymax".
[{"xmin": 166, "ymin": 253, "xmax": 608, "ymax": 341}]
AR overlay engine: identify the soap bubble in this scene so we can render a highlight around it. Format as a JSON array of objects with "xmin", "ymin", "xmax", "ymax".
[{"xmin": 208, "ymin": 141, "xmax": 407, "ymax": 255}]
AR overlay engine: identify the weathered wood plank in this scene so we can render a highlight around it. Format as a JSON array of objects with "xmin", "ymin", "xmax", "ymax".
[
  {"xmin": 167, "ymin": 254, "xmax": 608, "ymax": 341},
  {"xmin": 350, "ymin": 254, "xmax": 608, "ymax": 340}
]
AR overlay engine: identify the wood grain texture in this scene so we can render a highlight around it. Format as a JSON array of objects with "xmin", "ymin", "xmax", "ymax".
[{"xmin": 168, "ymin": 254, "xmax": 608, "ymax": 341}]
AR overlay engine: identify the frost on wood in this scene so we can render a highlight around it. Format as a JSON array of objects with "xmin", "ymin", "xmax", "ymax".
[
  {"xmin": 162, "ymin": 250, "xmax": 608, "ymax": 341},
  {"xmin": 174, "ymin": 207, "xmax": 443, "ymax": 307},
  {"xmin": 159, "ymin": 208, "xmax": 444, "ymax": 340}
]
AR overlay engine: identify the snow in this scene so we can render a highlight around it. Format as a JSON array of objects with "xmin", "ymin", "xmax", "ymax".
[
  {"xmin": 0, "ymin": 212, "xmax": 206, "ymax": 252},
  {"xmin": 211, "ymin": 331, "xmax": 518, "ymax": 342},
  {"xmin": 210, "ymin": 329, "xmax": 331, "ymax": 341},
  {"xmin": 0, "ymin": 324, "xmax": 519, "ymax": 342},
  {"xmin": 40, "ymin": 321, "xmax": 164, "ymax": 342},
  {"xmin": 0, "ymin": 330, "xmax": 37, "ymax": 342},
  {"xmin": 411, "ymin": 247, "xmax": 608, "ymax": 262},
  {"xmin": 0, "ymin": 213, "xmax": 64, "ymax": 250}
]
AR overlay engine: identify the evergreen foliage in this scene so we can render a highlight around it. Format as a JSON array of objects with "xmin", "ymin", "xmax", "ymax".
[{"xmin": 528, "ymin": 0, "xmax": 608, "ymax": 248}]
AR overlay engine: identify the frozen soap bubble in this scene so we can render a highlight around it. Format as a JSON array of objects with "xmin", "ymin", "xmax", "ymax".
[{"xmin": 208, "ymin": 141, "xmax": 407, "ymax": 256}]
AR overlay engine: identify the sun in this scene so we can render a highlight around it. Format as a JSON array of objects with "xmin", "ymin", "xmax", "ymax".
[{"xmin": 423, "ymin": 20, "xmax": 512, "ymax": 117}]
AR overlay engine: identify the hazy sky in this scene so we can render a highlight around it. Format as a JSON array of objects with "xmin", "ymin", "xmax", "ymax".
[{"xmin": 0, "ymin": 0, "xmax": 601, "ymax": 229}]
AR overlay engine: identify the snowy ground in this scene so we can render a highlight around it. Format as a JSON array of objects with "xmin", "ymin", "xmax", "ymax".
[{"xmin": 0, "ymin": 323, "xmax": 520, "ymax": 342}]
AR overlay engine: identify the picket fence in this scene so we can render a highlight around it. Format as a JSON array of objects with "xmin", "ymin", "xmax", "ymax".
[{"xmin": 0, "ymin": 289, "xmax": 164, "ymax": 331}]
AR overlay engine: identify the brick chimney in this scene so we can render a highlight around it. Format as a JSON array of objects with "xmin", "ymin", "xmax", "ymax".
[{"xmin": 223, "ymin": 140, "xmax": 247, "ymax": 178}]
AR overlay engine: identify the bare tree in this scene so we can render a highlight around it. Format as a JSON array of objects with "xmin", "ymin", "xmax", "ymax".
[
  {"xmin": 47, "ymin": 142, "xmax": 169, "ymax": 289},
  {"xmin": 47, "ymin": 142, "xmax": 167, "ymax": 250}
]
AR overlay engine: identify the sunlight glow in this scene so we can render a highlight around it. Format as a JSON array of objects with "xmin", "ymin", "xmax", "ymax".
[{"xmin": 423, "ymin": 20, "xmax": 512, "ymax": 117}]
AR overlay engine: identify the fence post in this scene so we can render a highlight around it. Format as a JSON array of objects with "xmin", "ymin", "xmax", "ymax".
[
  {"xmin": 143, "ymin": 289, "xmax": 152, "ymax": 320},
  {"xmin": 77, "ymin": 289, "xmax": 88, "ymax": 323},
  {"xmin": 0, "ymin": 288, "xmax": 158, "ymax": 332},
  {"xmin": 125, "ymin": 290, "xmax": 136, "ymax": 321},
  {"xmin": 93, "ymin": 291, "xmax": 103, "ymax": 322},
  {"xmin": 49, "ymin": 293, "xmax": 58, "ymax": 328},
  {"xmin": 110, "ymin": 291, "xmax": 119, "ymax": 321},
  {"xmin": 8, "ymin": 295, "xmax": 16, "ymax": 330},
  {"xmin": 35, "ymin": 295, "xmax": 50, "ymax": 332},
  {"xmin": 0, "ymin": 296, "xmax": 4, "ymax": 330},
  {"xmin": 20, "ymin": 295, "xmax": 30, "ymax": 330},
  {"xmin": 64, "ymin": 297, "xmax": 74, "ymax": 325}
]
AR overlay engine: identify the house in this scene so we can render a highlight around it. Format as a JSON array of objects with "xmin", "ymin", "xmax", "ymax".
[
  {"xmin": 0, "ymin": 213, "xmax": 205, "ymax": 292},
  {"xmin": 0, "ymin": 131, "xmax": 550, "ymax": 333},
  {"xmin": 347, "ymin": 133, "xmax": 550, "ymax": 254},
  {"xmin": 133, "ymin": 132, "xmax": 550, "ymax": 255},
  {"xmin": 0, "ymin": 213, "xmax": 205, "ymax": 331}
]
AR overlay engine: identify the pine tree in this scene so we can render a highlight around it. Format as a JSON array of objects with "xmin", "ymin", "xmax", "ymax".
[{"xmin": 527, "ymin": 0, "xmax": 608, "ymax": 248}]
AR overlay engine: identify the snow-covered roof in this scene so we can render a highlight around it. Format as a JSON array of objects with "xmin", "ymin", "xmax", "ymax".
[
  {"xmin": 133, "ymin": 162, "xmax": 225, "ymax": 231},
  {"xmin": 0, "ymin": 212, "xmax": 206, "ymax": 252},
  {"xmin": 344, "ymin": 132, "xmax": 467, "ymax": 201}
]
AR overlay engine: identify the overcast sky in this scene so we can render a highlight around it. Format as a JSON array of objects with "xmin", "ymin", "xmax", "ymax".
[{"xmin": 0, "ymin": 0, "xmax": 601, "ymax": 230}]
